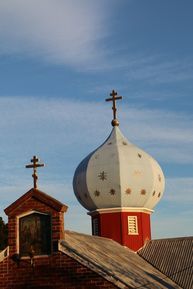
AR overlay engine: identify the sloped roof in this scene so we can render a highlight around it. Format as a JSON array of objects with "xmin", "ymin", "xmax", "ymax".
[
  {"xmin": 4, "ymin": 188, "xmax": 68, "ymax": 216},
  {"xmin": 59, "ymin": 231, "xmax": 181, "ymax": 289},
  {"xmin": 138, "ymin": 237, "xmax": 193, "ymax": 289}
]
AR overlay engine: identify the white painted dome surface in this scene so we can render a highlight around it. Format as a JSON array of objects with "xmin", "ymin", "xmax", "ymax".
[{"xmin": 73, "ymin": 127, "xmax": 165, "ymax": 211}]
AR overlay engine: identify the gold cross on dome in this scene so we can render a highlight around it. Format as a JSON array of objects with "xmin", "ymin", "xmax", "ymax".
[
  {"xmin": 105, "ymin": 90, "xmax": 122, "ymax": 126},
  {"xmin": 26, "ymin": 156, "xmax": 45, "ymax": 189}
]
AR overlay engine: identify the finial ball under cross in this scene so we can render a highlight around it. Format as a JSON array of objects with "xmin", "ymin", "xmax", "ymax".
[
  {"xmin": 26, "ymin": 156, "xmax": 45, "ymax": 189},
  {"xmin": 105, "ymin": 90, "xmax": 122, "ymax": 126}
]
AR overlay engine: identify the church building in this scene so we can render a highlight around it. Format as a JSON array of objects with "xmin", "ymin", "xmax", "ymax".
[{"xmin": 0, "ymin": 91, "xmax": 192, "ymax": 289}]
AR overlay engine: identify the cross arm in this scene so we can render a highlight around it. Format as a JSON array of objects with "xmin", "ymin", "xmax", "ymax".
[{"xmin": 105, "ymin": 96, "xmax": 122, "ymax": 102}]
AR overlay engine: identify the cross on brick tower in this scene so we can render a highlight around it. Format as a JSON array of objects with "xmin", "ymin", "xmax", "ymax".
[
  {"xmin": 26, "ymin": 156, "xmax": 45, "ymax": 189},
  {"xmin": 105, "ymin": 90, "xmax": 122, "ymax": 126}
]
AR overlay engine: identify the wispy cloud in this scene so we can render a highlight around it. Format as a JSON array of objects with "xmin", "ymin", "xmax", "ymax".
[
  {"xmin": 126, "ymin": 56, "xmax": 193, "ymax": 84},
  {"xmin": 120, "ymin": 106, "xmax": 193, "ymax": 164},
  {"xmin": 0, "ymin": 96, "xmax": 193, "ymax": 166},
  {"xmin": 152, "ymin": 209, "xmax": 193, "ymax": 238},
  {"xmin": 0, "ymin": 0, "xmax": 109, "ymax": 68},
  {"xmin": 165, "ymin": 177, "xmax": 193, "ymax": 203},
  {"xmin": 0, "ymin": 96, "xmax": 192, "ymax": 238},
  {"xmin": 0, "ymin": 0, "xmax": 192, "ymax": 84},
  {"xmin": 152, "ymin": 177, "xmax": 193, "ymax": 238}
]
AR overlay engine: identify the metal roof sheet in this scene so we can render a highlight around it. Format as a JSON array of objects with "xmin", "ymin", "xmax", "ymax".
[
  {"xmin": 60, "ymin": 231, "xmax": 181, "ymax": 289},
  {"xmin": 138, "ymin": 237, "xmax": 193, "ymax": 289}
]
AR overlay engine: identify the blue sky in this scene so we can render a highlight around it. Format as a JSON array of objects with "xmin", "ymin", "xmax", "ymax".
[{"xmin": 0, "ymin": 0, "xmax": 193, "ymax": 238}]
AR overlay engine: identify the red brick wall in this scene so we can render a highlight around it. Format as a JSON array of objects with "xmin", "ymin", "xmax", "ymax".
[
  {"xmin": 0, "ymin": 252, "xmax": 118, "ymax": 289},
  {"xmin": 7, "ymin": 197, "xmax": 65, "ymax": 256},
  {"xmin": 2, "ymin": 193, "xmax": 121, "ymax": 288}
]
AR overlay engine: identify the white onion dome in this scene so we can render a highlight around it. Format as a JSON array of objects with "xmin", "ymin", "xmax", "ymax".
[{"xmin": 73, "ymin": 126, "xmax": 165, "ymax": 212}]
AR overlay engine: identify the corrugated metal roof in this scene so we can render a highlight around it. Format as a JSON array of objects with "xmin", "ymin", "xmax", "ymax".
[
  {"xmin": 138, "ymin": 237, "xmax": 193, "ymax": 289},
  {"xmin": 60, "ymin": 231, "xmax": 181, "ymax": 289}
]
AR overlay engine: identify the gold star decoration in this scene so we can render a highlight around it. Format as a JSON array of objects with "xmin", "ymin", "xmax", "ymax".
[
  {"xmin": 141, "ymin": 189, "xmax": 146, "ymax": 195},
  {"xmin": 134, "ymin": 170, "xmax": 142, "ymax": 176},
  {"xmin": 125, "ymin": 188, "xmax": 131, "ymax": 195},
  {"xmin": 94, "ymin": 190, "xmax": 100, "ymax": 197},
  {"xmin": 109, "ymin": 189, "xmax": 116, "ymax": 195},
  {"xmin": 98, "ymin": 171, "xmax": 107, "ymax": 181}
]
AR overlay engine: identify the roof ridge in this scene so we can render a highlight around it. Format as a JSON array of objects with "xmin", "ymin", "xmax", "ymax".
[
  {"xmin": 150, "ymin": 236, "xmax": 193, "ymax": 242},
  {"xmin": 65, "ymin": 230, "xmax": 130, "ymax": 245},
  {"xmin": 4, "ymin": 188, "xmax": 68, "ymax": 215}
]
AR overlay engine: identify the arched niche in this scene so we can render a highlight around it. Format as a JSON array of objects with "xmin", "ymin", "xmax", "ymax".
[{"xmin": 18, "ymin": 211, "xmax": 51, "ymax": 256}]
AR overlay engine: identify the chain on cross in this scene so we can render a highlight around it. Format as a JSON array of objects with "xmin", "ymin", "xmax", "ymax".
[
  {"xmin": 105, "ymin": 90, "xmax": 122, "ymax": 126},
  {"xmin": 26, "ymin": 156, "xmax": 45, "ymax": 189}
]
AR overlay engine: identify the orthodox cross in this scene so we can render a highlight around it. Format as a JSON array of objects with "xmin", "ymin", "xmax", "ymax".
[
  {"xmin": 26, "ymin": 156, "xmax": 45, "ymax": 189},
  {"xmin": 105, "ymin": 90, "xmax": 122, "ymax": 126}
]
